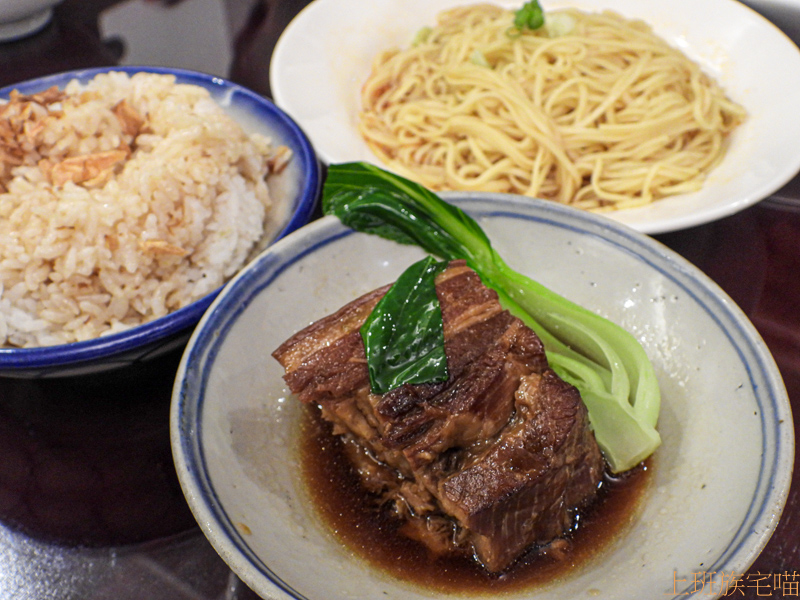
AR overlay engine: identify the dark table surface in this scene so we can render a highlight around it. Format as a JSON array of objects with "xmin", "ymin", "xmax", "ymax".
[{"xmin": 0, "ymin": 1, "xmax": 798, "ymax": 598}]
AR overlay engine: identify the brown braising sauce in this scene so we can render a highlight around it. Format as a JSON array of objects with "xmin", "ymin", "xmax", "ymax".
[{"xmin": 300, "ymin": 404, "xmax": 652, "ymax": 594}]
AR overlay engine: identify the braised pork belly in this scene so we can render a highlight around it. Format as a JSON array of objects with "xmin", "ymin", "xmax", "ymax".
[{"xmin": 272, "ymin": 260, "xmax": 605, "ymax": 572}]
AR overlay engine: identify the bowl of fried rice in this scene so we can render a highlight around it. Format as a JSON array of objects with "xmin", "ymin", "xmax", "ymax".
[{"xmin": 0, "ymin": 66, "xmax": 321, "ymax": 377}]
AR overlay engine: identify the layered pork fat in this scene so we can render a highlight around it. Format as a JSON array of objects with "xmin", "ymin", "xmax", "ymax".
[{"xmin": 273, "ymin": 260, "xmax": 605, "ymax": 572}]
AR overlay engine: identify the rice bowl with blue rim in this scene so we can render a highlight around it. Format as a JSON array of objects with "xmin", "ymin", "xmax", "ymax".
[{"xmin": 0, "ymin": 66, "xmax": 320, "ymax": 377}]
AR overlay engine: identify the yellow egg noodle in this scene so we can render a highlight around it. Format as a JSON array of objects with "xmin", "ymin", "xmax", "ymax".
[{"xmin": 358, "ymin": 4, "xmax": 746, "ymax": 210}]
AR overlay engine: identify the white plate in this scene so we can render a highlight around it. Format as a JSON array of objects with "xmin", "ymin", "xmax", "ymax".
[
  {"xmin": 171, "ymin": 193, "xmax": 793, "ymax": 600},
  {"xmin": 270, "ymin": 0, "xmax": 800, "ymax": 234}
]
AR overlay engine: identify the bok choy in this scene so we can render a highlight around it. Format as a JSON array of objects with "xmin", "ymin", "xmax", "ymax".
[
  {"xmin": 322, "ymin": 162, "xmax": 661, "ymax": 473},
  {"xmin": 361, "ymin": 256, "xmax": 450, "ymax": 395}
]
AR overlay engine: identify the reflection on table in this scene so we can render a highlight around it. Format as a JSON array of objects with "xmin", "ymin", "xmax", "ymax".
[{"xmin": 0, "ymin": 0, "xmax": 313, "ymax": 99}]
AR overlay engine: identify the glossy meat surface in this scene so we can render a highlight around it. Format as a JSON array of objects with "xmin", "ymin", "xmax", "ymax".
[{"xmin": 273, "ymin": 260, "xmax": 605, "ymax": 572}]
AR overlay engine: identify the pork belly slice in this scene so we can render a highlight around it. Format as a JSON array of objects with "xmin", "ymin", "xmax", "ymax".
[{"xmin": 273, "ymin": 260, "xmax": 605, "ymax": 572}]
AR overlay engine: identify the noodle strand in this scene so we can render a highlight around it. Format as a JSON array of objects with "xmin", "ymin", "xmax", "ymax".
[{"xmin": 358, "ymin": 4, "xmax": 746, "ymax": 210}]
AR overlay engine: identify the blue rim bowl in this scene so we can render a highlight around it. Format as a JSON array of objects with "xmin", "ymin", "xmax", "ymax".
[
  {"xmin": 0, "ymin": 66, "xmax": 321, "ymax": 378},
  {"xmin": 170, "ymin": 193, "xmax": 792, "ymax": 600}
]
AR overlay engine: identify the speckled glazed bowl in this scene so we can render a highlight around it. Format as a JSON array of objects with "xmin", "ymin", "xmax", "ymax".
[{"xmin": 172, "ymin": 192, "xmax": 793, "ymax": 600}]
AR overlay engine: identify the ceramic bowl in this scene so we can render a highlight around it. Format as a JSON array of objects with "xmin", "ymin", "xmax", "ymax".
[
  {"xmin": 0, "ymin": 0, "xmax": 63, "ymax": 41},
  {"xmin": 0, "ymin": 66, "xmax": 321, "ymax": 378},
  {"xmin": 171, "ymin": 192, "xmax": 793, "ymax": 600}
]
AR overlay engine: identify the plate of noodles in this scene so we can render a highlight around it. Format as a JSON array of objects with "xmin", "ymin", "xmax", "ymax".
[{"xmin": 270, "ymin": 0, "xmax": 800, "ymax": 234}]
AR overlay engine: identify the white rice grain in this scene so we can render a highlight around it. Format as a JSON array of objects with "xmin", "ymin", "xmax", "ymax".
[{"xmin": 0, "ymin": 71, "xmax": 288, "ymax": 347}]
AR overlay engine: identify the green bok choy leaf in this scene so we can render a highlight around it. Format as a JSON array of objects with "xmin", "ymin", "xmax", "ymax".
[
  {"xmin": 322, "ymin": 162, "xmax": 661, "ymax": 473},
  {"xmin": 361, "ymin": 256, "xmax": 450, "ymax": 395}
]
